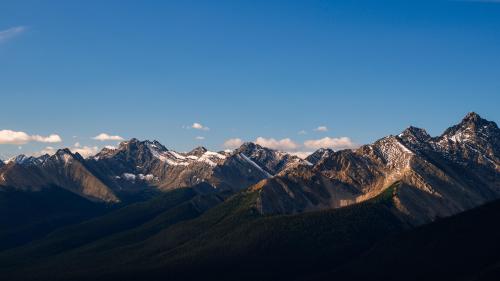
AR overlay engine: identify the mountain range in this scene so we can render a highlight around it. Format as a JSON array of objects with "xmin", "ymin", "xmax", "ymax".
[{"xmin": 0, "ymin": 112, "xmax": 499, "ymax": 281}]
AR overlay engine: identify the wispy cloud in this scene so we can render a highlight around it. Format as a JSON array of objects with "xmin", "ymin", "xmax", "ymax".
[
  {"xmin": 191, "ymin": 122, "xmax": 210, "ymax": 131},
  {"xmin": 289, "ymin": 151, "xmax": 313, "ymax": 159},
  {"xmin": 92, "ymin": 133, "xmax": 124, "ymax": 141},
  {"xmin": 0, "ymin": 26, "xmax": 26, "ymax": 43},
  {"xmin": 314, "ymin": 126, "xmax": 328, "ymax": 132},
  {"xmin": 223, "ymin": 135, "xmax": 356, "ymax": 154},
  {"xmin": 0, "ymin": 129, "xmax": 62, "ymax": 145},
  {"xmin": 304, "ymin": 137, "xmax": 357, "ymax": 150},
  {"xmin": 223, "ymin": 138, "xmax": 243, "ymax": 149},
  {"xmin": 71, "ymin": 145, "xmax": 99, "ymax": 157},
  {"xmin": 38, "ymin": 146, "xmax": 57, "ymax": 156},
  {"xmin": 37, "ymin": 144, "xmax": 99, "ymax": 158},
  {"xmin": 255, "ymin": 137, "xmax": 299, "ymax": 151},
  {"xmin": 195, "ymin": 136, "xmax": 205, "ymax": 140}
]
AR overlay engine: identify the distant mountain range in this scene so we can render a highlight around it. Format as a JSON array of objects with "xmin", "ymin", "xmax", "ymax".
[
  {"xmin": 0, "ymin": 112, "xmax": 499, "ymax": 281},
  {"xmin": 0, "ymin": 135, "xmax": 308, "ymax": 203}
]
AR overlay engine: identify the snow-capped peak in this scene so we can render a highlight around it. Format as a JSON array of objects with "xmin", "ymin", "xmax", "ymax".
[{"xmin": 5, "ymin": 154, "xmax": 50, "ymax": 166}]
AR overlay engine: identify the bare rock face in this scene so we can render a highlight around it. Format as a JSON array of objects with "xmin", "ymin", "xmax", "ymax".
[
  {"xmin": 234, "ymin": 142, "xmax": 309, "ymax": 175},
  {"xmin": 0, "ymin": 112, "xmax": 498, "ymax": 225},
  {"xmin": 252, "ymin": 113, "xmax": 500, "ymax": 225},
  {"xmin": 305, "ymin": 148, "xmax": 334, "ymax": 165},
  {"xmin": 79, "ymin": 139, "xmax": 309, "ymax": 198},
  {"xmin": 0, "ymin": 149, "xmax": 119, "ymax": 203},
  {"xmin": 252, "ymin": 135, "xmax": 415, "ymax": 215},
  {"xmin": 187, "ymin": 146, "xmax": 208, "ymax": 157},
  {"xmin": 432, "ymin": 112, "xmax": 500, "ymax": 171},
  {"xmin": 0, "ymin": 137, "xmax": 312, "ymax": 204}
]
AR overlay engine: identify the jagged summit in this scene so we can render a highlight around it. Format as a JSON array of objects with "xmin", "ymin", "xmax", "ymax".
[
  {"xmin": 52, "ymin": 148, "xmax": 76, "ymax": 161},
  {"xmin": 399, "ymin": 126, "xmax": 431, "ymax": 142},
  {"xmin": 187, "ymin": 146, "xmax": 208, "ymax": 157},
  {"xmin": 306, "ymin": 148, "xmax": 334, "ymax": 165},
  {"xmin": 6, "ymin": 154, "xmax": 30, "ymax": 164},
  {"xmin": 57, "ymin": 148, "xmax": 72, "ymax": 154},
  {"xmin": 456, "ymin": 112, "xmax": 488, "ymax": 129},
  {"xmin": 441, "ymin": 112, "xmax": 498, "ymax": 139},
  {"xmin": 117, "ymin": 138, "xmax": 168, "ymax": 152},
  {"xmin": 235, "ymin": 142, "xmax": 263, "ymax": 153},
  {"xmin": 463, "ymin": 111, "xmax": 483, "ymax": 123},
  {"xmin": 250, "ymin": 112, "xmax": 500, "ymax": 222},
  {"xmin": 5, "ymin": 154, "xmax": 52, "ymax": 166},
  {"xmin": 1, "ymin": 112, "xmax": 498, "ymax": 213}
]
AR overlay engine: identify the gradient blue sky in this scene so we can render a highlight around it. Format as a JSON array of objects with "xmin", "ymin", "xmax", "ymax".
[{"xmin": 1, "ymin": 0, "xmax": 499, "ymax": 158}]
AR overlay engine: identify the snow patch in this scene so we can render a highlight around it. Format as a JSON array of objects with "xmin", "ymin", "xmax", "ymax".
[
  {"xmin": 122, "ymin": 173, "xmax": 136, "ymax": 181},
  {"xmin": 240, "ymin": 153, "xmax": 272, "ymax": 178}
]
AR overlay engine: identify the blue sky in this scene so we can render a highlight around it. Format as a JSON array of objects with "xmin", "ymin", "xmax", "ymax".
[{"xmin": 1, "ymin": 0, "xmax": 499, "ymax": 158}]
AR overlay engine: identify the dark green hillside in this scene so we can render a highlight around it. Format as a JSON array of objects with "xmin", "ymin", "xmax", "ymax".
[
  {"xmin": 329, "ymin": 195, "xmax": 500, "ymax": 281},
  {"xmin": 0, "ymin": 186, "xmax": 109, "ymax": 251},
  {"xmin": 0, "ymin": 184, "xmax": 228, "ymax": 268},
  {"xmin": 1, "ymin": 182, "xmax": 408, "ymax": 281}
]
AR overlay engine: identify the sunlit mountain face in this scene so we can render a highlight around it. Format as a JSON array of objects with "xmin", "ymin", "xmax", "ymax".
[
  {"xmin": 0, "ymin": 112, "xmax": 499, "ymax": 281},
  {"xmin": 2, "ymin": 1, "xmax": 500, "ymax": 280}
]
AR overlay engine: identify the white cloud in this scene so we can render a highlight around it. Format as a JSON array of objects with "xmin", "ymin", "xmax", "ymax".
[
  {"xmin": 314, "ymin": 126, "xmax": 328, "ymax": 132},
  {"xmin": 36, "ymin": 144, "xmax": 99, "ymax": 158},
  {"xmin": 71, "ymin": 146, "xmax": 99, "ymax": 158},
  {"xmin": 0, "ymin": 26, "xmax": 26, "ymax": 43},
  {"xmin": 255, "ymin": 137, "xmax": 299, "ymax": 151},
  {"xmin": 289, "ymin": 151, "xmax": 314, "ymax": 159},
  {"xmin": 191, "ymin": 122, "xmax": 210, "ymax": 131},
  {"xmin": 38, "ymin": 146, "xmax": 57, "ymax": 156},
  {"xmin": 223, "ymin": 138, "xmax": 243, "ymax": 149},
  {"xmin": 195, "ymin": 136, "xmax": 205, "ymax": 140},
  {"xmin": 31, "ymin": 134, "xmax": 62, "ymax": 143},
  {"xmin": 304, "ymin": 137, "xmax": 357, "ymax": 150},
  {"xmin": 298, "ymin": 130, "xmax": 307, "ymax": 135},
  {"xmin": 0, "ymin": 131, "xmax": 33, "ymax": 145},
  {"xmin": 0, "ymin": 130, "xmax": 62, "ymax": 145},
  {"xmin": 92, "ymin": 133, "xmax": 124, "ymax": 141}
]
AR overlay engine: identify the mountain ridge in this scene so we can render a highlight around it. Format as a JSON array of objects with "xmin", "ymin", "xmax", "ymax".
[
  {"xmin": 0, "ymin": 112, "xmax": 498, "ymax": 225},
  {"xmin": 0, "ymin": 112, "xmax": 499, "ymax": 280}
]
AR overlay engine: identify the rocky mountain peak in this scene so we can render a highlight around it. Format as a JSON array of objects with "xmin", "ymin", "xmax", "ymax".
[
  {"xmin": 463, "ymin": 112, "xmax": 482, "ymax": 124},
  {"xmin": 231, "ymin": 141, "xmax": 308, "ymax": 175},
  {"xmin": 400, "ymin": 126, "xmax": 431, "ymax": 141},
  {"xmin": 48, "ymin": 148, "xmax": 78, "ymax": 164},
  {"xmin": 118, "ymin": 138, "xmax": 164, "ymax": 151},
  {"xmin": 188, "ymin": 146, "xmax": 208, "ymax": 157},
  {"xmin": 460, "ymin": 112, "xmax": 496, "ymax": 131},
  {"xmin": 56, "ymin": 148, "xmax": 73, "ymax": 155},
  {"xmin": 4, "ymin": 153, "xmax": 52, "ymax": 167},
  {"xmin": 306, "ymin": 148, "xmax": 334, "ymax": 165},
  {"xmin": 37, "ymin": 154, "xmax": 50, "ymax": 163},
  {"xmin": 8, "ymin": 154, "xmax": 29, "ymax": 164},
  {"xmin": 104, "ymin": 139, "xmax": 168, "ymax": 159},
  {"xmin": 235, "ymin": 142, "xmax": 281, "ymax": 160},
  {"xmin": 145, "ymin": 140, "xmax": 168, "ymax": 151},
  {"xmin": 236, "ymin": 142, "xmax": 262, "ymax": 154},
  {"xmin": 122, "ymin": 138, "xmax": 139, "ymax": 146},
  {"xmin": 440, "ymin": 112, "xmax": 499, "ymax": 144}
]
